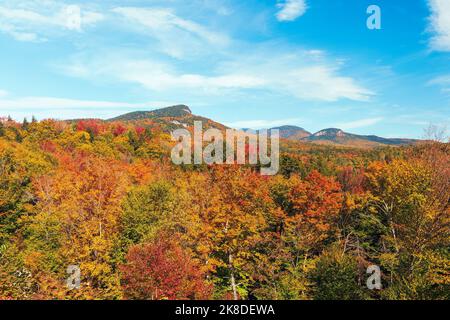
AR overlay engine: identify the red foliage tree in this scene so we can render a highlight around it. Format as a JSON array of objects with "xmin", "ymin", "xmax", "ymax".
[
  {"xmin": 76, "ymin": 120, "xmax": 102, "ymax": 136},
  {"xmin": 120, "ymin": 237, "xmax": 212, "ymax": 300},
  {"xmin": 113, "ymin": 124, "xmax": 127, "ymax": 136},
  {"xmin": 135, "ymin": 126, "xmax": 146, "ymax": 137},
  {"xmin": 40, "ymin": 140, "xmax": 57, "ymax": 153},
  {"xmin": 337, "ymin": 166, "xmax": 366, "ymax": 193},
  {"xmin": 283, "ymin": 170, "xmax": 343, "ymax": 253}
]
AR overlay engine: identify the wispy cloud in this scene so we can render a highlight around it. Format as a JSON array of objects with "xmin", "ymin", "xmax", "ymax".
[
  {"xmin": 427, "ymin": 0, "xmax": 450, "ymax": 51},
  {"xmin": 428, "ymin": 75, "xmax": 450, "ymax": 92},
  {"xmin": 58, "ymin": 55, "xmax": 265, "ymax": 93},
  {"xmin": 0, "ymin": 96, "xmax": 177, "ymax": 110},
  {"xmin": 0, "ymin": 2, "xmax": 104, "ymax": 42},
  {"xmin": 337, "ymin": 117, "xmax": 383, "ymax": 130},
  {"xmin": 276, "ymin": 0, "xmax": 307, "ymax": 22},
  {"xmin": 0, "ymin": 89, "xmax": 8, "ymax": 98},
  {"xmin": 112, "ymin": 7, "xmax": 229, "ymax": 59},
  {"xmin": 59, "ymin": 48, "xmax": 373, "ymax": 102},
  {"xmin": 0, "ymin": 96, "xmax": 180, "ymax": 120}
]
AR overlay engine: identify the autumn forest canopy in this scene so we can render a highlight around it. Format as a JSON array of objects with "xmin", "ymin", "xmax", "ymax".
[{"xmin": 0, "ymin": 111, "xmax": 449, "ymax": 300}]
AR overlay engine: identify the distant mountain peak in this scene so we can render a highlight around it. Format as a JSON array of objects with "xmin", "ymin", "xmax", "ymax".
[
  {"xmin": 303, "ymin": 127, "xmax": 417, "ymax": 147},
  {"xmin": 147, "ymin": 104, "xmax": 192, "ymax": 117},
  {"xmin": 271, "ymin": 125, "xmax": 311, "ymax": 140},
  {"xmin": 108, "ymin": 105, "xmax": 192, "ymax": 122},
  {"xmin": 313, "ymin": 128, "xmax": 346, "ymax": 137},
  {"xmin": 103, "ymin": 104, "xmax": 227, "ymax": 132},
  {"xmin": 167, "ymin": 104, "xmax": 192, "ymax": 115}
]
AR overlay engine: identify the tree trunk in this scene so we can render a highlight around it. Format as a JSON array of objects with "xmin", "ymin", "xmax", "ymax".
[{"xmin": 229, "ymin": 254, "xmax": 238, "ymax": 300}]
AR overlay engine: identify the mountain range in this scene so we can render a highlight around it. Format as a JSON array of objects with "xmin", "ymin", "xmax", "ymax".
[
  {"xmin": 274, "ymin": 126, "xmax": 417, "ymax": 148},
  {"xmin": 82, "ymin": 105, "xmax": 417, "ymax": 148}
]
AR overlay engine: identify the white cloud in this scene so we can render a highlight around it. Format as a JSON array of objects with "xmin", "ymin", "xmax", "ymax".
[
  {"xmin": 0, "ymin": 96, "xmax": 176, "ymax": 110},
  {"xmin": 428, "ymin": 75, "xmax": 450, "ymax": 84},
  {"xmin": 428, "ymin": 74, "xmax": 450, "ymax": 92},
  {"xmin": 276, "ymin": 0, "xmax": 307, "ymax": 22},
  {"xmin": 215, "ymin": 51, "xmax": 374, "ymax": 101},
  {"xmin": 115, "ymin": 60, "xmax": 266, "ymax": 92},
  {"xmin": 337, "ymin": 117, "xmax": 383, "ymax": 130},
  {"xmin": 0, "ymin": 96, "xmax": 183, "ymax": 120},
  {"xmin": 58, "ymin": 55, "xmax": 265, "ymax": 92},
  {"xmin": 225, "ymin": 118, "xmax": 302, "ymax": 129},
  {"xmin": 280, "ymin": 65, "xmax": 373, "ymax": 101},
  {"xmin": 427, "ymin": 0, "xmax": 450, "ymax": 51},
  {"xmin": 0, "ymin": 90, "xmax": 8, "ymax": 98},
  {"xmin": 0, "ymin": 2, "xmax": 104, "ymax": 42},
  {"xmin": 59, "ymin": 49, "xmax": 373, "ymax": 102},
  {"xmin": 112, "ymin": 7, "xmax": 229, "ymax": 58}
]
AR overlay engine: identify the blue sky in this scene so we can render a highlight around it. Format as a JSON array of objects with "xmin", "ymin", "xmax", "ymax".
[{"xmin": 0, "ymin": 0, "xmax": 449, "ymax": 138}]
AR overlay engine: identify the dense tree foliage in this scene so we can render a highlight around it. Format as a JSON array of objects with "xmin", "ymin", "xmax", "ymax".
[{"xmin": 0, "ymin": 118, "xmax": 448, "ymax": 300}]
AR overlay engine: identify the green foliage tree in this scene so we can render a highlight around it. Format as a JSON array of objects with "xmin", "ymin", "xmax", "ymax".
[{"xmin": 309, "ymin": 246, "xmax": 368, "ymax": 300}]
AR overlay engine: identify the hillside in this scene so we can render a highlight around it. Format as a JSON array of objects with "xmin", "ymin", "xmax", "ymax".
[
  {"xmin": 64, "ymin": 105, "xmax": 418, "ymax": 148},
  {"xmin": 106, "ymin": 105, "xmax": 228, "ymax": 132},
  {"xmin": 300, "ymin": 128, "xmax": 417, "ymax": 148},
  {"xmin": 272, "ymin": 125, "xmax": 312, "ymax": 140},
  {"xmin": 107, "ymin": 105, "xmax": 193, "ymax": 121}
]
